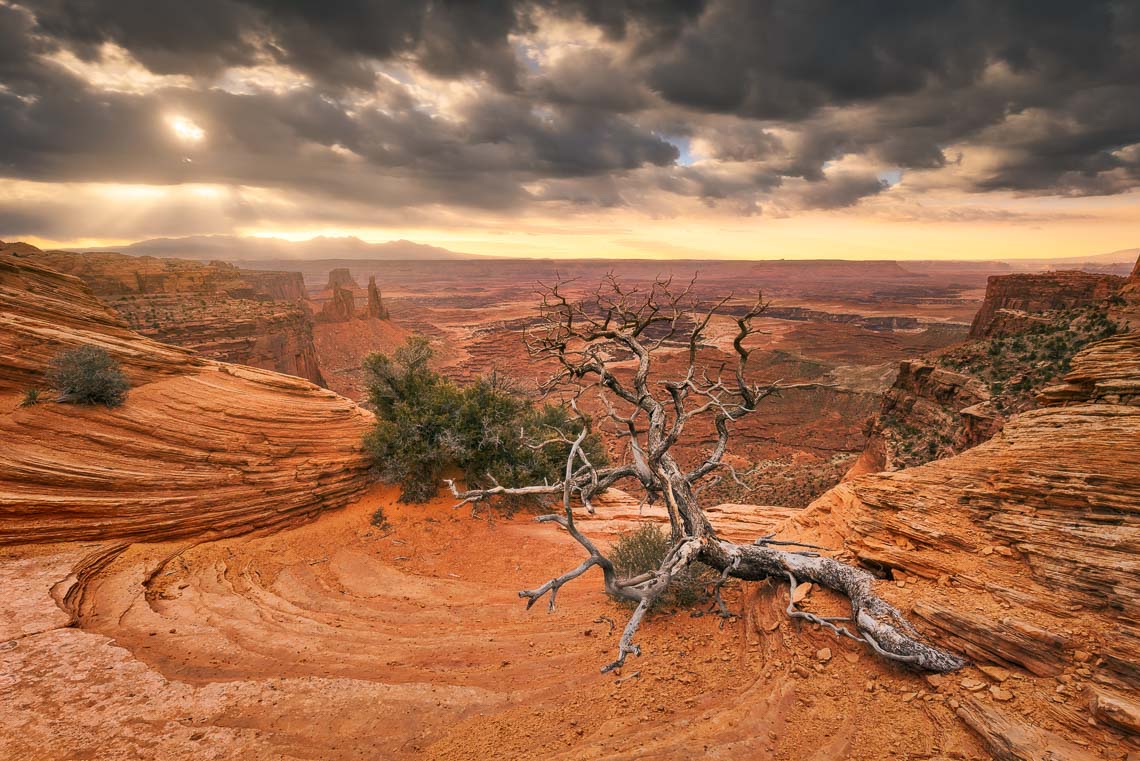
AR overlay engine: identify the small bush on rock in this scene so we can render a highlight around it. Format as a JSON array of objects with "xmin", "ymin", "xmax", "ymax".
[
  {"xmin": 609, "ymin": 523, "xmax": 708, "ymax": 607},
  {"xmin": 19, "ymin": 387, "xmax": 41, "ymax": 407},
  {"xmin": 47, "ymin": 346, "xmax": 129, "ymax": 407}
]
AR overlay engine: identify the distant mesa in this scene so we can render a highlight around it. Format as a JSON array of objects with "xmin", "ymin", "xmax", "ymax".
[
  {"xmin": 969, "ymin": 270, "xmax": 1126, "ymax": 338},
  {"xmin": 325, "ymin": 267, "xmax": 360, "ymax": 291}
]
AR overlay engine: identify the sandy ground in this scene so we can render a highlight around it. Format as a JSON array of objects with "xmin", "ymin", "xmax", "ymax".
[{"xmin": 0, "ymin": 484, "xmax": 999, "ymax": 761}]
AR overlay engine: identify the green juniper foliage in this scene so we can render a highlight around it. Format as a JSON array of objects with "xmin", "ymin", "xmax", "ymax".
[
  {"xmin": 46, "ymin": 346, "xmax": 129, "ymax": 407},
  {"xmin": 363, "ymin": 336, "xmax": 605, "ymax": 503}
]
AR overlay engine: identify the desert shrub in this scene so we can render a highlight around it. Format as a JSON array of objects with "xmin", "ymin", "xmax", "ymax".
[
  {"xmin": 363, "ymin": 336, "xmax": 605, "ymax": 504},
  {"xmin": 19, "ymin": 387, "xmax": 41, "ymax": 407},
  {"xmin": 370, "ymin": 506, "xmax": 390, "ymax": 530},
  {"xmin": 46, "ymin": 346, "xmax": 129, "ymax": 407},
  {"xmin": 609, "ymin": 523, "xmax": 707, "ymax": 607}
]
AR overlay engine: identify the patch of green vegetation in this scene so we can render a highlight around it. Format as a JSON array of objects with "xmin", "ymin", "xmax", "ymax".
[
  {"xmin": 880, "ymin": 304, "xmax": 1124, "ymax": 470},
  {"xmin": 19, "ymin": 387, "xmax": 41, "ymax": 407},
  {"xmin": 46, "ymin": 346, "xmax": 129, "ymax": 407},
  {"xmin": 940, "ymin": 305, "xmax": 1120, "ymax": 416},
  {"xmin": 362, "ymin": 336, "xmax": 606, "ymax": 504}
]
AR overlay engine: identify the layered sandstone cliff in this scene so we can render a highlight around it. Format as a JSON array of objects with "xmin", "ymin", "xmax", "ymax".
[
  {"xmin": 969, "ymin": 270, "xmax": 1124, "ymax": 338},
  {"xmin": 793, "ymin": 329, "xmax": 1140, "ymax": 758},
  {"xmin": 847, "ymin": 360, "xmax": 998, "ymax": 476},
  {"xmin": 855, "ymin": 264, "xmax": 1131, "ymax": 475},
  {"xmin": 9, "ymin": 243, "xmax": 327, "ymax": 386},
  {"xmin": 0, "ymin": 248, "xmax": 374, "ymax": 545}
]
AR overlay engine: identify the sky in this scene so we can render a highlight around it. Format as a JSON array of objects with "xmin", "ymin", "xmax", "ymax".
[{"xmin": 1, "ymin": 0, "xmax": 1138, "ymax": 260}]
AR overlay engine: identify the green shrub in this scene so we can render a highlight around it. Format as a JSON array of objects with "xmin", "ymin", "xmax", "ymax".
[
  {"xmin": 363, "ymin": 336, "xmax": 605, "ymax": 503},
  {"xmin": 19, "ymin": 387, "xmax": 41, "ymax": 407},
  {"xmin": 46, "ymin": 346, "xmax": 129, "ymax": 407},
  {"xmin": 609, "ymin": 523, "xmax": 707, "ymax": 607}
]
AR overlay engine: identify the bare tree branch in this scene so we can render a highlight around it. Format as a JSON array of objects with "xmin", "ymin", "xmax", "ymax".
[{"xmin": 449, "ymin": 274, "xmax": 966, "ymax": 674}]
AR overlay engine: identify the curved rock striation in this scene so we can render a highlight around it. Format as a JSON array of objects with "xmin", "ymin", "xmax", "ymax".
[
  {"xmin": 0, "ymin": 248, "xmax": 374, "ymax": 545},
  {"xmin": 0, "ymin": 363, "xmax": 374, "ymax": 544},
  {"xmin": 0, "ymin": 245, "xmax": 197, "ymax": 393}
]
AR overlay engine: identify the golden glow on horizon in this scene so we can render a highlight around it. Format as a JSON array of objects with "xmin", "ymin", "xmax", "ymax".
[{"xmin": 8, "ymin": 180, "xmax": 1137, "ymax": 261}]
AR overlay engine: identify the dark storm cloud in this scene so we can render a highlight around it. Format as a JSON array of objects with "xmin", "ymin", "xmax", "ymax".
[
  {"xmin": 1, "ymin": 0, "xmax": 1139, "ymax": 234},
  {"xmin": 20, "ymin": 0, "xmax": 520, "ymax": 88},
  {"xmin": 642, "ymin": 0, "xmax": 1140, "ymax": 192},
  {"xmin": 799, "ymin": 174, "xmax": 889, "ymax": 210}
]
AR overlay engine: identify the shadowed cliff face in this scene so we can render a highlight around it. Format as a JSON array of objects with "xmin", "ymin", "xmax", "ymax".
[
  {"xmin": 8, "ymin": 243, "xmax": 328, "ymax": 387},
  {"xmin": 0, "ymin": 247, "xmax": 373, "ymax": 545}
]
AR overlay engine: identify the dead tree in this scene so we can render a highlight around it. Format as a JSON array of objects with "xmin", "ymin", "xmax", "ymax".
[{"xmin": 448, "ymin": 275, "xmax": 966, "ymax": 674}]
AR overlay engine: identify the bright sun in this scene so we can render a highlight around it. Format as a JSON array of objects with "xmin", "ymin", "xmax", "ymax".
[{"xmin": 167, "ymin": 115, "xmax": 205, "ymax": 143}]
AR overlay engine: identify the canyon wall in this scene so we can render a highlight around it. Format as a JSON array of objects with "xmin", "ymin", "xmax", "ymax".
[
  {"xmin": 14, "ymin": 243, "xmax": 327, "ymax": 386},
  {"xmin": 794, "ymin": 327, "xmax": 1140, "ymax": 757},
  {"xmin": 854, "ymin": 261, "xmax": 1134, "ymax": 475},
  {"xmin": 969, "ymin": 270, "xmax": 1124, "ymax": 338},
  {"xmin": 0, "ymin": 247, "xmax": 374, "ymax": 545}
]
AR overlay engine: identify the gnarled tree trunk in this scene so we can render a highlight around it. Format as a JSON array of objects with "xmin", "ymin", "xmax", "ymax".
[{"xmin": 449, "ymin": 275, "xmax": 966, "ymax": 674}]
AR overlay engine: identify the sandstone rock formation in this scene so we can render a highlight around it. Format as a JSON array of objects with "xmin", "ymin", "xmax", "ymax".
[
  {"xmin": 1, "ymin": 251, "xmax": 1137, "ymax": 760},
  {"xmin": 0, "ymin": 248, "xmax": 373, "ymax": 545},
  {"xmin": 848, "ymin": 360, "xmax": 999, "ymax": 476},
  {"xmin": 317, "ymin": 284, "xmax": 357, "ymax": 322},
  {"xmin": 855, "ymin": 263, "xmax": 1132, "ymax": 476},
  {"xmin": 367, "ymin": 275, "xmax": 389, "ymax": 319},
  {"xmin": 313, "ymin": 273, "xmax": 390, "ymax": 323},
  {"xmin": 0, "ymin": 245, "xmax": 195, "ymax": 391},
  {"xmin": 969, "ymin": 270, "xmax": 1124, "ymax": 338},
  {"xmin": 324, "ymin": 267, "xmax": 360, "ymax": 291},
  {"xmin": 792, "ymin": 324, "xmax": 1140, "ymax": 758},
  {"xmin": 9, "ymin": 243, "xmax": 328, "ymax": 386}
]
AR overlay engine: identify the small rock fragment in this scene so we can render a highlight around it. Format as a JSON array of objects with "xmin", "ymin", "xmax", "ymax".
[
  {"xmin": 990, "ymin": 686, "xmax": 1014, "ymax": 702},
  {"xmin": 816, "ymin": 647, "xmax": 832, "ymax": 663},
  {"xmin": 978, "ymin": 665, "xmax": 1010, "ymax": 682}
]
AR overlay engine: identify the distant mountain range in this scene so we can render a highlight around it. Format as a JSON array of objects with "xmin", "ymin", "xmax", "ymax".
[
  {"xmin": 1038, "ymin": 248, "xmax": 1139, "ymax": 265},
  {"xmin": 76, "ymin": 235, "xmax": 1137, "ymax": 269},
  {"xmin": 80, "ymin": 235, "xmax": 479, "ymax": 261}
]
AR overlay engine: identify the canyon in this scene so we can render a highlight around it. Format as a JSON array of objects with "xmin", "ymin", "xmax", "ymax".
[{"xmin": 0, "ymin": 244, "xmax": 1136, "ymax": 760}]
